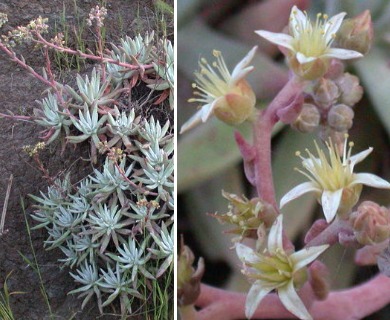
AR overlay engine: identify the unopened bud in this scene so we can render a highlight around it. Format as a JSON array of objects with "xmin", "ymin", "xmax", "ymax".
[
  {"xmin": 335, "ymin": 73, "xmax": 363, "ymax": 106},
  {"xmin": 212, "ymin": 191, "xmax": 277, "ymax": 241},
  {"xmin": 213, "ymin": 79, "xmax": 256, "ymax": 125},
  {"xmin": 309, "ymin": 261, "xmax": 330, "ymax": 300},
  {"xmin": 313, "ymin": 78, "xmax": 340, "ymax": 109},
  {"xmin": 288, "ymin": 53, "xmax": 329, "ymax": 80},
  {"xmin": 178, "ymin": 237, "xmax": 205, "ymax": 306},
  {"xmin": 337, "ymin": 10, "xmax": 373, "ymax": 55},
  {"xmin": 292, "ymin": 103, "xmax": 320, "ymax": 133},
  {"xmin": 327, "ymin": 104, "xmax": 354, "ymax": 132},
  {"xmin": 350, "ymin": 201, "xmax": 390, "ymax": 245},
  {"xmin": 324, "ymin": 60, "xmax": 345, "ymax": 79}
]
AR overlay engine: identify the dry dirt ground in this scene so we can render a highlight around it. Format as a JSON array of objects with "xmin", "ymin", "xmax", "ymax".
[{"xmin": 0, "ymin": 1, "xmax": 172, "ymax": 319}]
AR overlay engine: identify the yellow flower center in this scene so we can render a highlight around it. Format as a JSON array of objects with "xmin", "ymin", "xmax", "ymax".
[
  {"xmin": 296, "ymin": 139, "xmax": 355, "ymax": 191},
  {"xmin": 247, "ymin": 248, "xmax": 293, "ymax": 286},
  {"xmin": 290, "ymin": 11, "xmax": 336, "ymax": 58},
  {"xmin": 189, "ymin": 50, "xmax": 232, "ymax": 104}
]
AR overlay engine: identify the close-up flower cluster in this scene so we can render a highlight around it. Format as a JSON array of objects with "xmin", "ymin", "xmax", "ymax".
[{"xmin": 178, "ymin": 1, "xmax": 390, "ymax": 319}]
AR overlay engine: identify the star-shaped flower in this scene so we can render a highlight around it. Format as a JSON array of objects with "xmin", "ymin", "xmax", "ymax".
[
  {"xmin": 236, "ymin": 215, "xmax": 328, "ymax": 320},
  {"xmin": 280, "ymin": 138, "xmax": 390, "ymax": 223},
  {"xmin": 180, "ymin": 47, "xmax": 257, "ymax": 133},
  {"xmin": 256, "ymin": 6, "xmax": 363, "ymax": 79}
]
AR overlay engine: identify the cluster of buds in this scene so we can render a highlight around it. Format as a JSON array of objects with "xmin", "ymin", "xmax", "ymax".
[
  {"xmin": 1, "ymin": 15, "xmax": 48, "ymax": 47},
  {"xmin": 27, "ymin": 16, "xmax": 49, "ymax": 33},
  {"xmin": 211, "ymin": 191, "xmax": 277, "ymax": 242},
  {"xmin": 178, "ymin": 237, "xmax": 205, "ymax": 306},
  {"xmin": 50, "ymin": 32, "xmax": 65, "ymax": 47},
  {"xmin": 0, "ymin": 13, "xmax": 7, "ymax": 28},
  {"xmin": 107, "ymin": 146, "xmax": 125, "ymax": 163},
  {"xmin": 292, "ymin": 62, "xmax": 363, "ymax": 143},
  {"xmin": 22, "ymin": 142, "xmax": 46, "ymax": 157},
  {"xmin": 86, "ymin": 5, "xmax": 108, "ymax": 28},
  {"xmin": 350, "ymin": 201, "xmax": 390, "ymax": 245},
  {"xmin": 136, "ymin": 198, "xmax": 160, "ymax": 210}
]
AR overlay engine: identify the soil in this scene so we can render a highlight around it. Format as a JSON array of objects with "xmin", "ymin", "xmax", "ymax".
[{"xmin": 0, "ymin": 1, "xmax": 173, "ymax": 319}]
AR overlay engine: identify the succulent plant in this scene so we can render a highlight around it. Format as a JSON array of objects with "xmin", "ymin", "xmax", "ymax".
[
  {"xmin": 147, "ymin": 39, "xmax": 174, "ymax": 109},
  {"xmin": 107, "ymin": 236, "xmax": 154, "ymax": 286},
  {"xmin": 97, "ymin": 262, "xmax": 143, "ymax": 315},
  {"xmin": 68, "ymin": 262, "xmax": 103, "ymax": 312},
  {"xmin": 65, "ymin": 67, "xmax": 120, "ymax": 108},
  {"xmin": 34, "ymin": 92, "xmax": 72, "ymax": 144},
  {"xmin": 106, "ymin": 31, "xmax": 155, "ymax": 83},
  {"xmin": 28, "ymin": 28, "xmax": 174, "ymax": 317},
  {"xmin": 149, "ymin": 222, "xmax": 174, "ymax": 278}
]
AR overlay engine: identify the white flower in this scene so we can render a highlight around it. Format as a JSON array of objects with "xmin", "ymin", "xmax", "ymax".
[
  {"xmin": 256, "ymin": 6, "xmax": 363, "ymax": 79},
  {"xmin": 180, "ymin": 47, "xmax": 257, "ymax": 133},
  {"xmin": 281, "ymin": 138, "xmax": 390, "ymax": 223},
  {"xmin": 236, "ymin": 215, "xmax": 328, "ymax": 320}
]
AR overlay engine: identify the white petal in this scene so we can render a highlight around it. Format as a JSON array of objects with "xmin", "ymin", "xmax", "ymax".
[
  {"xmin": 290, "ymin": 245, "xmax": 329, "ymax": 271},
  {"xmin": 324, "ymin": 12, "xmax": 346, "ymax": 42},
  {"xmin": 323, "ymin": 48, "xmax": 363, "ymax": 60},
  {"xmin": 280, "ymin": 182, "xmax": 320, "ymax": 208},
  {"xmin": 255, "ymin": 30, "xmax": 294, "ymax": 51},
  {"xmin": 180, "ymin": 110, "xmax": 203, "ymax": 134},
  {"xmin": 296, "ymin": 52, "xmax": 317, "ymax": 64},
  {"xmin": 349, "ymin": 147, "xmax": 372, "ymax": 170},
  {"xmin": 245, "ymin": 281, "xmax": 274, "ymax": 319},
  {"xmin": 278, "ymin": 282, "xmax": 313, "ymax": 320},
  {"xmin": 200, "ymin": 102, "xmax": 216, "ymax": 122},
  {"xmin": 268, "ymin": 215, "xmax": 283, "ymax": 253},
  {"xmin": 231, "ymin": 66, "xmax": 254, "ymax": 85},
  {"xmin": 231, "ymin": 46, "xmax": 257, "ymax": 80},
  {"xmin": 351, "ymin": 173, "xmax": 390, "ymax": 189},
  {"xmin": 236, "ymin": 243, "xmax": 258, "ymax": 263},
  {"xmin": 321, "ymin": 189, "xmax": 343, "ymax": 223},
  {"xmin": 289, "ymin": 6, "xmax": 307, "ymax": 38}
]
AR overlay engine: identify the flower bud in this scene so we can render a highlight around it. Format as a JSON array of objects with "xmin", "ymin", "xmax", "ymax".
[
  {"xmin": 212, "ymin": 191, "xmax": 277, "ymax": 241},
  {"xmin": 178, "ymin": 237, "xmax": 205, "ymax": 306},
  {"xmin": 338, "ymin": 184, "xmax": 363, "ymax": 218},
  {"xmin": 324, "ymin": 59, "xmax": 345, "ymax": 79},
  {"xmin": 288, "ymin": 53, "xmax": 330, "ymax": 80},
  {"xmin": 350, "ymin": 201, "xmax": 390, "ymax": 245},
  {"xmin": 292, "ymin": 103, "xmax": 320, "ymax": 133},
  {"xmin": 213, "ymin": 79, "xmax": 256, "ymax": 125},
  {"xmin": 313, "ymin": 78, "xmax": 340, "ymax": 109},
  {"xmin": 327, "ymin": 104, "xmax": 354, "ymax": 132},
  {"xmin": 335, "ymin": 73, "xmax": 363, "ymax": 106},
  {"xmin": 337, "ymin": 10, "xmax": 373, "ymax": 55},
  {"xmin": 309, "ymin": 261, "xmax": 330, "ymax": 300}
]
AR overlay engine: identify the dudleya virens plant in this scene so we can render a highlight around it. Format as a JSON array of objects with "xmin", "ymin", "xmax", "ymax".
[
  {"xmin": 0, "ymin": 6, "xmax": 174, "ymax": 317},
  {"xmin": 256, "ymin": 6, "xmax": 363, "ymax": 80}
]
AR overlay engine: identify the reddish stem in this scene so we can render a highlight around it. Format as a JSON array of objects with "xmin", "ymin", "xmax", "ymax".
[
  {"xmin": 196, "ymin": 274, "xmax": 390, "ymax": 319},
  {"xmin": 34, "ymin": 32, "xmax": 154, "ymax": 71},
  {"xmin": 0, "ymin": 41, "xmax": 55, "ymax": 88},
  {"xmin": 253, "ymin": 77, "xmax": 306, "ymax": 209}
]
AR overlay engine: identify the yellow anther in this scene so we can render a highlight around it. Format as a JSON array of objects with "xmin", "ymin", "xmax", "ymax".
[{"xmin": 212, "ymin": 50, "xmax": 221, "ymax": 57}]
